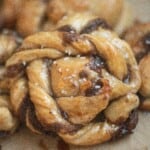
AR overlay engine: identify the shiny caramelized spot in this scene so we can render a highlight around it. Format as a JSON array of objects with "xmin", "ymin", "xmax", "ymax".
[
  {"xmin": 85, "ymin": 79, "xmax": 103, "ymax": 96},
  {"xmin": 89, "ymin": 56, "xmax": 105, "ymax": 73},
  {"xmin": 123, "ymin": 74, "xmax": 130, "ymax": 83}
]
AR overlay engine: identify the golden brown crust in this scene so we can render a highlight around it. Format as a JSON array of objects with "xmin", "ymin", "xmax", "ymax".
[
  {"xmin": 8, "ymin": 14, "xmax": 140, "ymax": 145},
  {"xmin": 124, "ymin": 23, "xmax": 150, "ymax": 111}
]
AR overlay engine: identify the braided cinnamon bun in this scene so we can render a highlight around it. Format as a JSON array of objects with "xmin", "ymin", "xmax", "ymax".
[
  {"xmin": 0, "ymin": 30, "xmax": 20, "ymax": 135},
  {"xmin": 124, "ymin": 22, "xmax": 150, "ymax": 111},
  {"xmin": 7, "ymin": 15, "xmax": 141, "ymax": 145}
]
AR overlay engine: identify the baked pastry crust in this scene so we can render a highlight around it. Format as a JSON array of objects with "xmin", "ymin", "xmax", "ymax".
[
  {"xmin": 124, "ymin": 22, "xmax": 150, "ymax": 111},
  {"xmin": 7, "ymin": 14, "xmax": 141, "ymax": 145}
]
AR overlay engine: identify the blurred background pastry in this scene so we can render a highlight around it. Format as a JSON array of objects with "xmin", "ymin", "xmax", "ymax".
[
  {"xmin": 0, "ymin": 0, "xmax": 134, "ymax": 37},
  {"xmin": 124, "ymin": 22, "xmax": 150, "ymax": 111}
]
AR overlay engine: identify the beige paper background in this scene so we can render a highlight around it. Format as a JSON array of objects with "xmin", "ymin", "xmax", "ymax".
[{"xmin": 0, "ymin": 0, "xmax": 150, "ymax": 149}]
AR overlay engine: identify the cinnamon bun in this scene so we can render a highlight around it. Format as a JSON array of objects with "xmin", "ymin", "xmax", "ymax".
[{"xmin": 7, "ymin": 14, "xmax": 141, "ymax": 145}]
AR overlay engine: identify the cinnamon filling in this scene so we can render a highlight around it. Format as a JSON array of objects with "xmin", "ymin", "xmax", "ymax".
[
  {"xmin": 85, "ymin": 79, "xmax": 103, "ymax": 96},
  {"xmin": 112, "ymin": 109, "xmax": 138, "ymax": 140},
  {"xmin": 6, "ymin": 64, "xmax": 24, "ymax": 77},
  {"xmin": 93, "ymin": 111, "xmax": 105, "ymax": 123},
  {"xmin": 79, "ymin": 70, "xmax": 88, "ymax": 79},
  {"xmin": 89, "ymin": 56, "xmax": 105, "ymax": 73},
  {"xmin": 28, "ymin": 101, "xmax": 55, "ymax": 135},
  {"xmin": 63, "ymin": 32, "xmax": 78, "ymax": 44},
  {"xmin": 58, "ymin": 25, "xmax": 76, "ymax": 33},
  {"xmin": 19, "ymin": 95, "xmax": 30, "ymax": 122},
  {"xmin": 80, "ymin": 18, "xmax": 110, "ymax": 34}
]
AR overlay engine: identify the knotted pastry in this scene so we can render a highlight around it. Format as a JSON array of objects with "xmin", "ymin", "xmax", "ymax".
[
  {"xmin": 0, "ymin": 0, "xmax": 133, "ymax": 37},
  {"xmin": 124, "ymin": 23, "xmax": 150, "ymax": 111},
  {"xmin": 0, "ymin": 30, "xmax": 20, "ymax": 136},
  {"xmin": 7, "ymin": 14, "xmax": 141, "ymax": 145}
]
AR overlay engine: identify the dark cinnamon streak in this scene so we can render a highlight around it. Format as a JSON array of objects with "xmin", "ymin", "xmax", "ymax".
[
  {"xmin": 89, "ymin": 56, "xmax": 105, "ymax": 73},
  {"xmin": 27, "ymin": 101, "xmax": 80, "ymax": 134},
  {"xmin": 58, "ymin": 25, "xmax": 76, "ymax": 33},
  {"xmin": 6, "ymin": 64, "xmax": 24, "ymax": 77},
  {"xmin": 85, "ymin": 79, "xmax": 102, "ymax": 96},
  {"xmin": 80, "ymin": 18, "xmax": 110, "ymax": 34},
  {"xmin": 19, "ymin": 96, "xmax": 30, "ymax": 122},
  {"xmin": 19, "ymin": 97, "xmax": 54, "ymax": 135},
  {"xmin": 27, "ymin": 102, "xmax": 54, "ymax": 135},
  {"xmin": 112, "ymin": 110, "xmax": 138, "ymax": 140},
  {"xmin": 63, "ymin": 32, "xmax": 78, "ymax": 44},
  {"xmin": 85, "ymin": 56, "xmax": 106, "ymax": 96},
  {"xmin": 93, "ymin": 111, "xmax": 106, "ymax": 123}
]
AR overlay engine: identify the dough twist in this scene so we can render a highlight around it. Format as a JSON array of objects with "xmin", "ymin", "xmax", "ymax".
[{"xmin": 8, "ymin": 15, "xmax": 141, "ymax": 145}]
